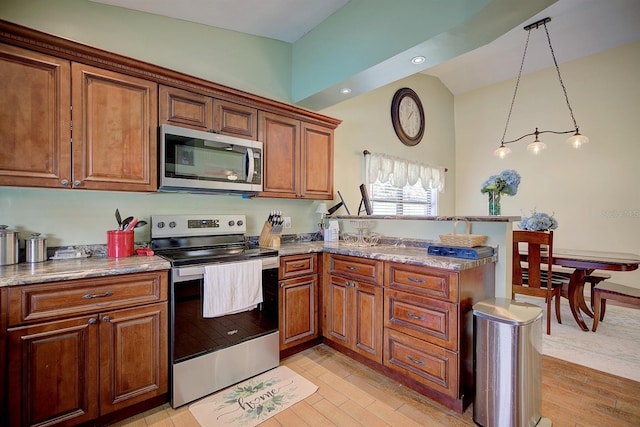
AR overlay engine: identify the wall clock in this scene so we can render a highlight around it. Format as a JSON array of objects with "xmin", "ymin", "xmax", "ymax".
[{"xmin": 391, "ymin": 87, "xmax": 425, "ymax": 146}]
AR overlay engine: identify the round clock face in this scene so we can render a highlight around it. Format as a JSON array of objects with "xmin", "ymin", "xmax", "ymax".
[{"xmin": 391, "ymin": 88, "xmax": 425, "ymax": 146}]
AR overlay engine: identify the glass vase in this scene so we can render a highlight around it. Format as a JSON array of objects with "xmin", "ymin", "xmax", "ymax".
[{"xmin": 488, "ymin": 191, "xmax": 501, "ymax": 216}]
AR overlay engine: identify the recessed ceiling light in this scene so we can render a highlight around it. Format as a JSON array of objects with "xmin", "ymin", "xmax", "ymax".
[
  {"xmin": 340, "ymin": 87, "xmax": 352, "ymax": 94},
  {"xmin": 411, "ymin": 56, "xmax": 426, "ymax": 65}
]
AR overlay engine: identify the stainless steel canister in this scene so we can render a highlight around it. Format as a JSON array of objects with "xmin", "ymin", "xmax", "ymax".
[
  {"xmin": 0, "ymin": 225, "xmax": 19, "ymax": 265},
  {"xmin": 26, "ymin": 232, "xmax": 48, "ymax": 263}
]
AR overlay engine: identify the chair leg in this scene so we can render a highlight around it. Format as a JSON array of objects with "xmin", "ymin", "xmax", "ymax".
[
  {"xmin": 546, "ymin": 298, "xmax": 552, "ymax": 335},
  {"xmin": 592, "ymin": 292, "xmax": 601, "ymax": 332},
  {"xmin": 554, "ymin": 292, "xmax": 562, "ymax": 324}
]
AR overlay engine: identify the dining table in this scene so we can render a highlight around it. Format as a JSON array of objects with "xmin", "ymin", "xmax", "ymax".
[{"xmin": 522, "ymin": 248, "xmax": 640, "ymax": 331}]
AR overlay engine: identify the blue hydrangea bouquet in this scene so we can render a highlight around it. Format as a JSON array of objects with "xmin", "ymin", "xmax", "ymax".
[{"xmin": 518, "ymin": 209, "xmax": 558, "ymax": 231}]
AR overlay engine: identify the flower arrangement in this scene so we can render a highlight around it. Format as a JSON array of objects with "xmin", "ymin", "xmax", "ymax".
[
  {"xmin": 480, "ymin": 169, "xmax": 521, "ymax": 196},
  {"xmin": 518, "ymin": 209, "xmax": 558, "ymax": 231}
]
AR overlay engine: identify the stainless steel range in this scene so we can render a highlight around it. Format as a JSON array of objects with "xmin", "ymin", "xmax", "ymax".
[{"xmin": 150, "ymin": 214, "xmax": 279, "ymax": 408}]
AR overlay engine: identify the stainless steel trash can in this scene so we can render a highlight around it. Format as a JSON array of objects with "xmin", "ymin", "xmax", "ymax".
[{"xmin": 473, "ymin": 298, "xmax": 544, "ymax": 427}]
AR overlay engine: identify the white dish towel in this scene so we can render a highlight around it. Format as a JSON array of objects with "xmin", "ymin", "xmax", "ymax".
[{"xmin": 203, "ymin": 259, "xmax": 263, "ymax": 318}]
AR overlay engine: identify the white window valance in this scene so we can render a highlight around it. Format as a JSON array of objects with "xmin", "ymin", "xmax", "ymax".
[{"xmin": 365, "ymin": 152, "xmax": 446, "ymax": 193}]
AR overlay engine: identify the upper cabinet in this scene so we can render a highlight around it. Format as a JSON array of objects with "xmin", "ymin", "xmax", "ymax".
[
  {"xmin": 0, "ymin": 43, "xmax": 71, "ymax": 188},
  {"xmin": 72, "ymin": 63, "xmax": 158, "ymax": 192},
  {"xmin": 159, "ymin": 85, "xmax": 257, "ymax": 139},
  {"xmin": 259, "ymin": 111, "xmax": 334, "ymax": 199},
  {"xmin": 0, "ymin": 20, "xmax": 340, "ymax": 195},
  {"xmin": 0, "ymin": 44, "xmax": 157, "ymax": 191}
]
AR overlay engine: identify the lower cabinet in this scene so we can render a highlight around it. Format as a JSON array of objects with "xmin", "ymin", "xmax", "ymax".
[
  {"xmin": 279, "ymin": 254, "xmax": 319, "ymax": 351},
  {"xmin": 5, "ymin": 271, "xmax": 168, "ymax": 427},
  {"xmin": 322, "ymin": 254, "xmax": 383, "ymax": 363}
]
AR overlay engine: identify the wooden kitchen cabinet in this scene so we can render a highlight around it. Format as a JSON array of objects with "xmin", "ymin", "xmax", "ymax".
[
  {"xmin": 383, "ymin": 261, "xmax": 494, "ymax": 412},
  {"xmin": 71, "ymin": 63, "xmax": 158, "ymax": 191},
  {"xmin": 323, "ymin": 254, "xmax": 383, "ymax": 363},
  {"xmin": 159, "ymin": 85, "xmax": 257, "ymax": 139},
  {"xmin": 279, "ymin": 254, "xmax": 319, "ymax": 352},
  {"xmin": 5, "ymin": 271, "xmax": 168, "ymax": 427},
  {"xmin": 0, "ymin": 43, "xmax": 71, "ymax": 188},
  {"xmin": 0, "ymin": 46, "xmax": 158, "ymax": 192},
  {"xmin": 258, "ymin": 111, "xmax": 334, "ymax": 199}
]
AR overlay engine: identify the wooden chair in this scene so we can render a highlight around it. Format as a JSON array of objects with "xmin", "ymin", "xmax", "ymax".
[{"xmin": 512, "ymin": 230, "xmax": 562, "ymax": 335}]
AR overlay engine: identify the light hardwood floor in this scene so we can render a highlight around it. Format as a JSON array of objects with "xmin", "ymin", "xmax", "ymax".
[{"xmin": 113, "ymin": 344, "xmax": 640, "ymax": 427}]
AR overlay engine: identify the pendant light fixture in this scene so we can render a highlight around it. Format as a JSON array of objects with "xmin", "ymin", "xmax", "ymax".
[{"xmin": 494, "ymin": 17, "xmax": 589, "ymax": 159}]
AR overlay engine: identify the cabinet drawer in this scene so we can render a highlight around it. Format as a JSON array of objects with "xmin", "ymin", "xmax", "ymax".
[
  {"xmin": 385, "ymin": 262, "xmax": 457, "ymax": 302},
  {"xmin": 384, "ymin": 329, "xmax": 458, "ymax": 398},
  {"xmin": 384, "ymin": 289, "xmax": 458, "ymax": 350},
  {"xmin": 326, "ymin": 254, "xmax": 383, "ymax": 283},
  {"xmin": 8, "ymin": 271, "xmax": 168, "ymax": 326},
  {"xmin": 280, "ymin": 253, "xmax": 317, "ymax": 279}
]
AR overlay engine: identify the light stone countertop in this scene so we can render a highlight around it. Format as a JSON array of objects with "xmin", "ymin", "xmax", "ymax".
[
  {"xmin": 0, "ymin": 241, "xmax": 497, "ymax": 288},
  {"xmin": 278, "ymin": 241, "xmax": 497, "ymax": 271},
  {"xmin": 0, "ymin": 255, "xmax": 171, "ymax": 287}
]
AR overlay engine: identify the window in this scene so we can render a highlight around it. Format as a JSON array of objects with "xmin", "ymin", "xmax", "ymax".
[{"xmin": 369, "ymin": 179, "xmax": 437, "ymax": 216}]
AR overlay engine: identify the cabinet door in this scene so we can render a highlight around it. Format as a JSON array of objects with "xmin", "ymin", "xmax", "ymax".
[
  {"xmin": 213, "ymin": 99, "xmax": 257, "ymax": 139},
  {"xmin": 0, "ymin": 43, "xmax": 71, "ymax": 189},
  {"xmin": 279, "ymin": 274, "xmax": 318, "ymax": 350},
  {"xmin": 300, "ymin": 122, "xmax": 333, "ymax": 199},
  {"xmin": 323, "ymin": 274, "xmax": 350, "ymax": 345},
  {"xmin": 258, "ymin": 111, "xmax": 300, "ymax": 197},
  {"xmin": 71, "ymin": 63, "xmax": 158, "ymax": 191},
  {"xmin": 7, "ymin": 316, "xmax": 99, "ymax": 427},
  {"xmin": 99, "ymin": 302, "xmax": 168, "ymax": 415},
  {"xmin": 351, "ymin": 281, "xmax": 383, "ymax": 363},
  {"xmin": 159, "ymin": 85, "xmax": 213, "ymax": 130}
]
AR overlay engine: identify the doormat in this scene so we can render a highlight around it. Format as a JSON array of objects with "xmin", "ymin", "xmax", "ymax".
[{"xmin": 189, "ymin": 366, "xmax": 318, "ymax": 426}]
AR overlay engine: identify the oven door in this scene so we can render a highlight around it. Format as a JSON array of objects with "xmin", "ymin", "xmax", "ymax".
[
  {"xmin": 169, "ymin": 257, "xmax": 279, "ymax": 407},
  {"xmin": 159, "ymin": 124, "xmax": 263, "ymax": 194},
  {"xmin": 170, "ymin": 259, "xmax": 278, "ymax": 363}
]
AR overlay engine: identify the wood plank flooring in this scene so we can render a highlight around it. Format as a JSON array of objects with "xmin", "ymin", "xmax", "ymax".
[{"xmin": 112, "ymin": 344, "xmax": 640, "ymax": 427}]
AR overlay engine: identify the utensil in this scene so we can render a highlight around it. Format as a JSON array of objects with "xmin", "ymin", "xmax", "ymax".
[
  {"xmin": 115, "ymin": 208, "xmax": 122, "ymax": 228},
  {"xmin": 0, "ymin": 225, "xmax": 19, "ymax": 266},
  {"xmin": 134, "ymin": 220, "xmax": 148, "ymax": 229},
  {"xmin": 125, "ymin": 218, "xmax": 139, "ymax": 231},
  {"xmin": 121, "ymin": 216, "xmax": 134, "ymax": 230}
]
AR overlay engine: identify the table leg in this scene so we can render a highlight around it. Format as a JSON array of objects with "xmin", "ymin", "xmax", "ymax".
[{"xmin": 568, "ymin": 270, "xmax": 590, "ymax": 331}]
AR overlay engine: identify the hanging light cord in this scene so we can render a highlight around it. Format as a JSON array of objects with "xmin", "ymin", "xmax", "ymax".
[
  {"xmin": 499, "ymin": 18, "xmax": 582, "ymax": 147},
  {"xmin": 543, "ymin": 22, "xmax": 579, "ymax": 131},
  {"xmin": 499, "ymin": 28, "xmax": 531, "ymax": 146}
]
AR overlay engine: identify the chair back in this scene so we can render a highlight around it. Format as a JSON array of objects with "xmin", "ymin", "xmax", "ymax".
[{"xmin": 513, "ymin": 230, "xmax": 554, "ymax": 289}]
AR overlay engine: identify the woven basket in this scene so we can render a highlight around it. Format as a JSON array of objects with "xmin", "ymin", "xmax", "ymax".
[{"xmin": 439, "ymin": 220, "xmax": 487, "ymax": 248}]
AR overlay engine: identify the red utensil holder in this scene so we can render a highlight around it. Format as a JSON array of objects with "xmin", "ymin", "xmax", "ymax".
[{"xmin": 107, "ymin": 230, "xmax": 134, "ymax": 258}]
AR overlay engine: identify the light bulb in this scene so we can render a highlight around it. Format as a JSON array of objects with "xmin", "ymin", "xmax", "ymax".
[
  {"xmin": 566, "ymin": 131, "xmax": 589, "ymax": 148},
  {"xmin": 526, "ymin": 139, "xmax": 546, "ymax": 154},
  {"xmin": 494, "ymin": 145, "xmax": 511, "ymax": 159}
]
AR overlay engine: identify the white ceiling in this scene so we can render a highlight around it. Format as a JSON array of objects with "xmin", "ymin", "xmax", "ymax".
[{"xmin": 91, "ymin": 0, "xmax": 640, "ymax": 96}]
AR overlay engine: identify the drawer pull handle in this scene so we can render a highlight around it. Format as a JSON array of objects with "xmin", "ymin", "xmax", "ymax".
[
  {"xmin": 83, "ymin": 291, "xmax": 113, "ymax": 299},
  {"xmin": 346, "ymin": 265, "xmax": 359, "ymax": 271},
  {"xmin": 408, "ymin": 277, "xmax": 425, "ymax": 284},
  {"xmin": 407, "ymin": 355, "xmax": 425, "ymax": 366},
  {"xmin": 407, "ymin": 312, "xmax": 425, "ymax": 321},
  {"xmin": 291, "ymin": 263, "xmax": 305, "ymax": 268}
]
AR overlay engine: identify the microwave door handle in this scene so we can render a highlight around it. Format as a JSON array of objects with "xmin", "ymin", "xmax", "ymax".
[{"xmin": 245, "ymin": 148, "xmax": 255, "ymax": 183}]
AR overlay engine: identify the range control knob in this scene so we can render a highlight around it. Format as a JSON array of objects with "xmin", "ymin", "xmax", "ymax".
[
  {"xmin": 169, "ymin": 221, "xmax": 177, "ymax": 228},
  {"xmin": 157, "ymin": 222, "xmax": 165, "ymax": 229},
  {"xmin": 228, "ymin": 220, "xmax": 235, "ymax": 227},
  {"xmin": 237, "ymin": 220, "xmax": 244, "ymax": 226}
]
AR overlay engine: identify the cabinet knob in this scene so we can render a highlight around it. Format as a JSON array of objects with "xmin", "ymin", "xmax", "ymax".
[
  {"xmin": 61, "ymin": 179, "xmax": 69, "ymax": 186},
  {"xmin": 73, "ymin": 180, "xmax": 82, "ymax": 187},
  {"xmin": 102, "ymin": 316, "xmax": 111, "ymax": 323},
  {"xmin": 88, "ymin": 318, "xmax": 97, "ymax": 325}
]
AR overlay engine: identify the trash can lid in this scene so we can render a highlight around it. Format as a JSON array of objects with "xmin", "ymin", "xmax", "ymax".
[{"xmin": 473, "ymin": 297, "xmax": 543, "ymax": 325}]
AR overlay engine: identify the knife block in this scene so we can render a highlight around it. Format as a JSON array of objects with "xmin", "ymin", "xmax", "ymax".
[{"xmin": 258, "ymin": 221, "xmax": 281, "ymax": 249}]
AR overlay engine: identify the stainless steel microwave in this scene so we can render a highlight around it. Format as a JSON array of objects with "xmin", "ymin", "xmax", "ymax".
[{"xmin": 158, "ymin": 124, "xmax": 263, "ymax": 194}]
